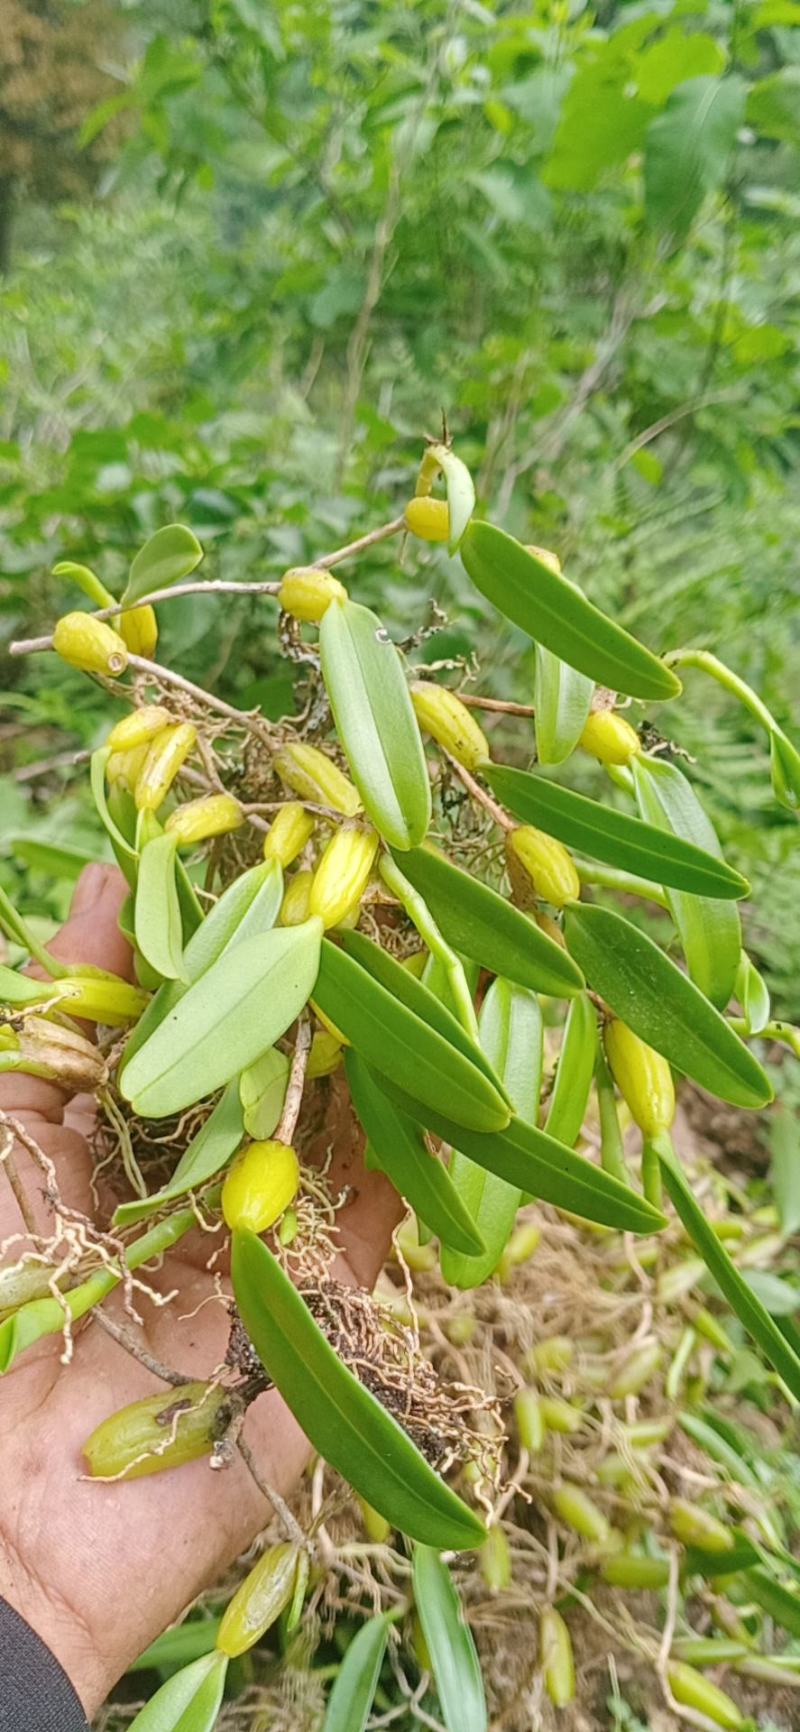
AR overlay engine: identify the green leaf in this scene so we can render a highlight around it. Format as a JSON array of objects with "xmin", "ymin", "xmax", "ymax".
[
  {"xmin": 345, "ymin": 1051, "xmax": 485, "ymax": 1257},
  {"xmin": 126, "ymin": 1650, "xmax": 228, "ymax": 1732},
  {"xmin": 534, "ymin": 644, "xmax": 594, "ymax": 767},
  {"xmin": 543, "ymin": 63, "xmax": 651, "ymax": 192},
  {"xmin": 564, "ymin": 904, "xmax": 772, "ymax": 1109},
  {"xmin": 121, "ymin": 919, "xmax": 322, "ymax": 1118},
  {"xmin": 657, "ymin": 1141, "xmax": 800, "ymax": 1399},
  {"xmin": 90, "ymin": 748, "xmax": 138, "ymax": 883},
  {"xmin": 735, "ymin": 951, "xmax": 771, "ymax": 1036},
  {"xmin": 113, "ymin": 1081, "xmax": 244, "ymax": 1226},
  {"xmin": 771, "ymin": 1108, "xmax": 800, "ymax": 1238},
  {"xmin": 632, "ymin": 756, "xmax": 741, "ymax": 1008},
  {"xmin": 340, "ymin": 931, "xmax": 509, "ymax": 1100},
  {"xmin": 129, "ymin": 1618, "xmax": 222, "ymax": 1674},
  {"xmin": 183, "ymin": 860, "xmax": 283, "ymax": 983},
  {"xmin": 743, "ymin": 1568, "xmax": 800, "ymax": 1637},
  {"xmin": 426, "ymin": 442, "xmax": 476, "ymax": 553},
  {"xmin": 412, "ymin": 1547, "xmax": 487, "ymax": 1732},
  {"xmin": 461, "ymin": 522, "xmax": 681, "ymax": 700},
  {"xmin": 389, "ymin": 845, "xmax": 584, "ymax": 998},
  {"xmin": 442, "ymin": 978, "xmax": 543, "ymax": 1289},
  {"xmin": 545, "ymin": 993, "xmax": 597, "ymax": 1148},
  {"xmin": 314, "ymin": 939, "xmax": 511, "ymax": 1134},
  {"xmin": 322, "ymin": 1615, "xmax": 391, "ymax": 1732},
  {"xmin": 769, "ymin": 728, "xmax": 800, "ymax": 811},
  {"xmin": 319, "ymin": 599, "xmax": 431, "ymax": 850},
  {"xmin": 378, "ymin": 1082, "xmax": 664, "ymax": 1236},
  {"xmin": 746, "ymin": 66, "xmax": 800, "ymax": 145},
  {"xmin": 635, "ymin": 30, "xmax": 726, "ymax": 106},
  {"xmin": 231, "ymin": 1229, "xmax": 485, "ymax": 1549},
  {"xmin": 9, "ymin": 836, "xmax": 96, "ymax": 879},
  {"xmin": 135, "ymin": 834, "xmax": 185, "ymax": 982},
  {"xmin": 486, "ymin": 764, "xmax": 748, "ymax": 901},
  {"xmin": 644, "ymin": 76, "xmax": 745, "ymax": 243},
  {"xmin": 240, "ymin": 1047, "xmax": 290, "ymax": 1139},
  {"xmin": 0, "ymin": 964, "xmax": 55, "ymax": 1006},
  {"xmin": 124, "ymin": 524, "xmax": 203, "ymax": 606},
  {"xmin": 52, "ymin": 559, "xmax": 114, "ymax": 609}
]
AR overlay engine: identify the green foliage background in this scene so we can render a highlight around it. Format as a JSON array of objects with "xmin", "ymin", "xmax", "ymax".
[{"xmin": 1, "ymin": 0, "xmax": 798, "ymax": 1012}]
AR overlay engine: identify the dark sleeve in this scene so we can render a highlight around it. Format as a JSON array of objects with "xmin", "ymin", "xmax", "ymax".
[{"xmin": 0, "ymin": 1598, "xmax": 88, "ymax": 1731}]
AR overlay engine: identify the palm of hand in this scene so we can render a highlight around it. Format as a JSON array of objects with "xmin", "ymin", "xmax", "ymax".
[{"xmin": 0, "ymin": 865, "xmax": 401, "ymax": 1715}]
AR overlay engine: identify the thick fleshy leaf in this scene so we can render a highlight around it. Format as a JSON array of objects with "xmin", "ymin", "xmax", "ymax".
[
  {"xmin": 113, "ymin": 1081, "xmax": 245, "ymax": 1226},
  {"xmin": 121, "ymin": 919, "xmax": 322, "ymax": 1118},
  {"xmin": 564, "ymin": 904, "xmax": 772, "ymax": 1110},
  {"xmin": 735, "ymin": 951, "xmax": 771, "ymax": 1036},
  {"xmin": 232, "ymin": 1229, "xmax": 485, "ymax": 1549},
  {"xmin": 413, "ymin": 1546, "xmax": 487, "ymax": 1732},
  {"xmin": 340, "ymin": 931, "xmax": 508, "ymax": 1100},
  {"xmin": 425, "ymin": 442, "xmax": 476, "ymax": 554},
  {"xmin": 345, "ymin": 1052, "xmax": 485, "ymax": 1256},
  {"xmin": 183, "ymin": 860, "xmax": 283, "ymax": 983},
  {"xmin": 461, "ymin": 521, "xmax": 681, "ymax": 700},
  {"xmin": 378, "ymin": 1080, "xmax": 664, "ymax": 1236},
  {"xmin": 743, "ymin": 1569, "xmax": 800, "ymax": 1637},
  {"xmin": 632, "ymin": 756, "xmax": 740, "ymax": 1008},
  {"xmin": 389, "ymin": 845, "xmax": 584, "ymax": 998},
  {"xmin": 240, "ymin": 1047, "xmax": 290, "ymax": 1139},
  {"xmin": 534, "ymin": 643, "xmax": 594, "ymax": 766},
  {"xmin": 319, "ymin": 599, "xmax": 431, "ymax": 850},
  {"xmin": 126, "ymin": 1650, "xmax": 228, "ymax": 1732},
  {"xmin": 124, "ymin": 524, "xmax": 203, "ymax": 606},
  {"xmin": 658, "ymin": 1140, "xmax": 800, "ymax": 1400},
  {"xmin": 135, "ymin": 834, "xmax": 185, "ymax": 982},
  {"xmin": 545, "ymin": 993, "xmax": 597, "ymax": 1148},
  {"xmin": 90, "ymin": 748, "xmax": 138, "ymax": 883},
  {"xmin": 322, "ymin": 1615, "xmax": 391, "ymax": 1732},
  {"xmin": 486, "ymin": 764, "xmax": 748, "ymax": 900},
  {"xmin": 442, "ymin": 978, "xmax": 543, "ymax": 1289},
  {"xmin": 314, "ymin": 939, "xmax": 511, "ymax": 1134},
  {"xmin": 0, "ymin": 964, "xmax": 55, "ymax": 1006}
]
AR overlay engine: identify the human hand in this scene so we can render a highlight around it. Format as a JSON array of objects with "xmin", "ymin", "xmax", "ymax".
[{"xmin": 0, "ymin": 863, "xmax": 403, "ymax": 1715}]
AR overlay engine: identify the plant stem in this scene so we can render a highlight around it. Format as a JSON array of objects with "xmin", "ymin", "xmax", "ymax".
[
  {"xmin": 276, "ymin": 1013, "xmax": 312, "ymax": 1145},
  {"xmin": 457, "ymin": 694, "xmax": 536, "ymax": 717},
  {"xmin": 574, "ymin": 858, "xmax": 671, "ymax": 910},
  {"xmin": 379, "ymin": 854, "xmax": 480, "ymax": 1040},
  {"xmin": 594, "ymin": 1047, "xmax": 629, "ymax": 1184},
  {"xmin": 727, "ymin": 1017, "xmax": 800, "ymax": 1059},
  {"xmin": 664, "ymin": 648, "xmax": 777, "ymax": 734},
  {"xmin": 445, "ymin": 753, "xmax": 514, "ymax": 831}
]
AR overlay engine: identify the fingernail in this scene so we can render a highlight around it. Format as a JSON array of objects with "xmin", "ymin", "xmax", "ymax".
[{"xmin": 70, "ymin": 862, "xmax": 107, "ymax": 915}]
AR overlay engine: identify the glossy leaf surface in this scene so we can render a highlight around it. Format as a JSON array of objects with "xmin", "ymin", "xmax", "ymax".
[
  {"xmin": 461, "ymin": 521, "xmax": 681, "ymax": 699},
  {"xmin": 413, "ymin": 1546, "xmax": 487, "ymax": 1732},
  {"xmin": 564, "ymin": 903, "xmax": 772, "ymax": 1109},
  {"xmin": 125, "ymin": 1651, "xmax": 227, "ymax": 1732},
  {"xmin": 319, "ymin": 599, "xmax": 431, "ymax": 849},
  {"xmin": 232, "ymin": 1229, "xmax": 485, "ymax": 1549},
  {"xmin": 390, "ymin": 845, "xmax": 584, "ymax": 997},
  {"xmin": 534, "ymin": 642, "xmax": 594, "ymax": 766},
  {"xmin": 322, "ymin": 1615, "xmax": 391, "ymax": 1732},
  {"xmin": 545, "ymin": 993, "xmax": 597, "ymax": 1148},
  {"xmin": 345, "ymin": 1051, "xmax": 485, "ymax": 1256},
  {"xmin": 183, "ymin": 860, "xmax": 283, "ymax": 983},
  {"xmin": 658, "ymin": 1140, "xmax": 800, "ymax": 1400},
  {"xmin": 314, "ymin": 938, "xmax": 511, "ymax": 1133},
  {"xmin": 633, "ymin": 755, "xmax": 740, "ymax": 1008},
  {"xmin": 124, "ymin": 523, "xmax": 203, "ymax": 605},
  {"xmin": 487, "ymin": 764, "xmax": 748, "ymax": 900},
  {"xmin": 135, "ymin": 834, "xmax": 185, "ymax": 981},
  {"xmin": 121, "ymin": 919, "xmax": 322, "ymax": 1117},
  {"xmin": 442, "ymin": 978, "xmax": 543, "ymax": 1288}
]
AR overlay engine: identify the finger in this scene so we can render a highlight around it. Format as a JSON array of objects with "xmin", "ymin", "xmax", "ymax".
[
  {"xmin": 0, "ymin": 866, "xmax": 132, "ymax": 1127},
  {"xmin": 46, "ymin": 863, "xmax": 132, "ymax": 979}
]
